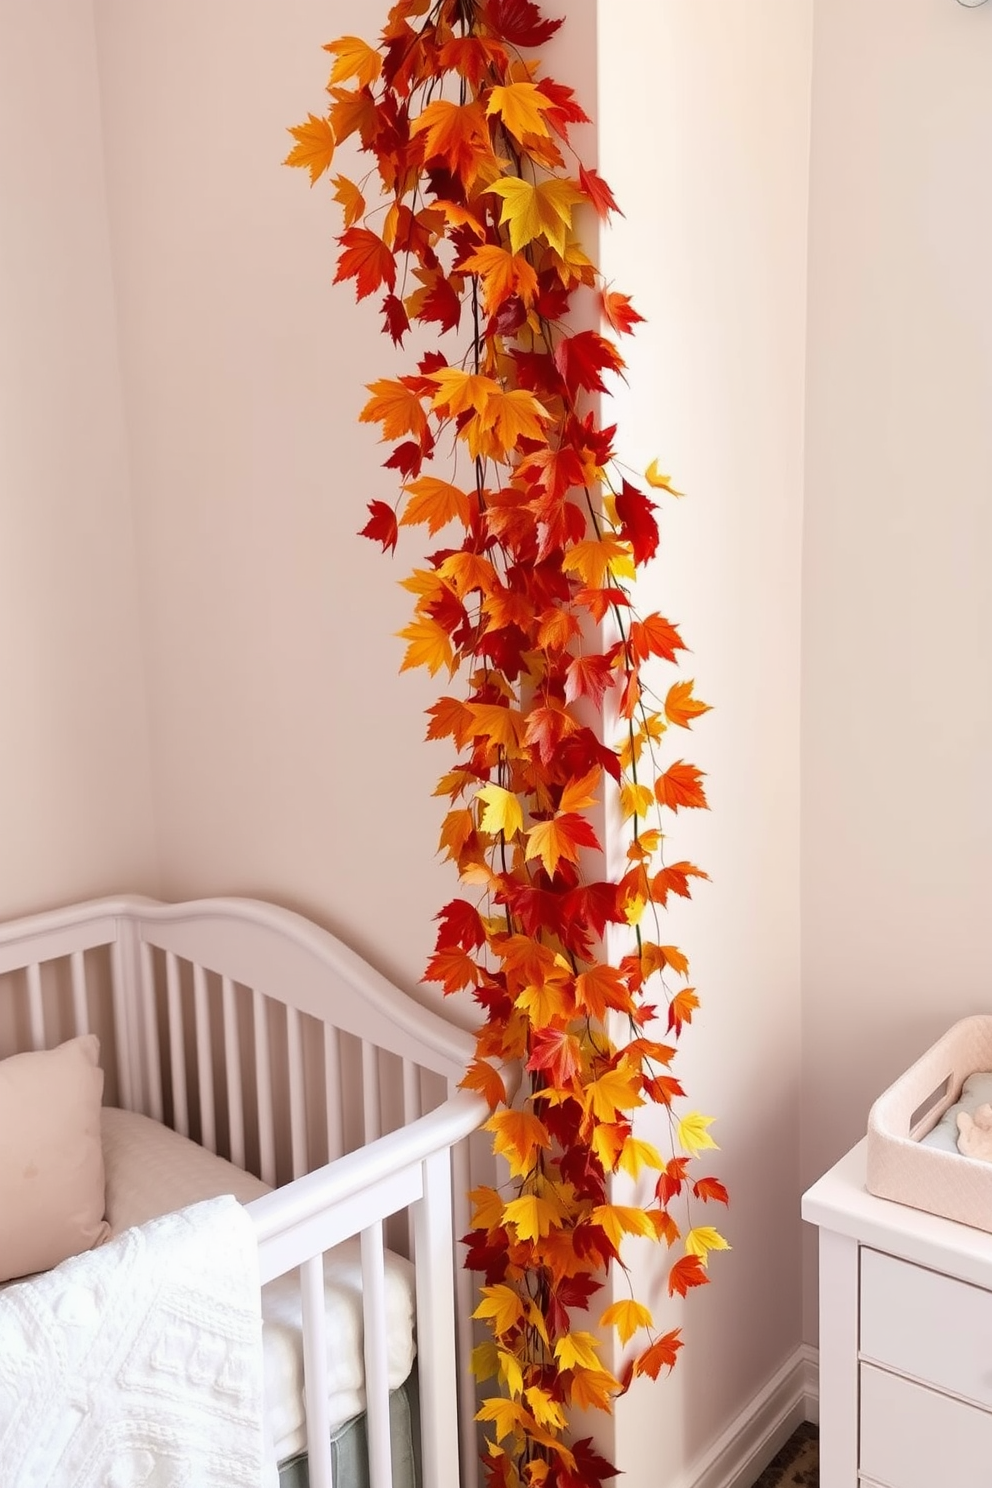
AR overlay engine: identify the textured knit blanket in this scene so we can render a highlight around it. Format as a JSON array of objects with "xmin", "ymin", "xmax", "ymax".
[{"xmin": 0, "ymin": 1196, "xmax": 266, "ymax": 1488}]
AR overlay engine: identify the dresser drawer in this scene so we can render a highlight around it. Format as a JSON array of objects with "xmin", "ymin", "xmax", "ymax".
[
  {"xmin": 861, "ymin": 1363, "xmax": 992, "ymax": 1488},
  {"xmin": 861, "ymin": 1247, "xmax": 992, "ymax": 1407}
]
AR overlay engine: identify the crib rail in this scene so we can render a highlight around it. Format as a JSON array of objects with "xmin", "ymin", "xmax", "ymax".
[
  {"xmin": 249, "ymin": 1090, "xmax": 486, "ymax": 1488},
  {"xmin": 0, "ymin": 895, "xmax": 496, "ymax": 1488}
]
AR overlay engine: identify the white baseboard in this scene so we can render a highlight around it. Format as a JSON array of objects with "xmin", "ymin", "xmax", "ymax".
[{"xmin": 676, "ymin": 1344, "xmax": 819, "ymax": 1488}]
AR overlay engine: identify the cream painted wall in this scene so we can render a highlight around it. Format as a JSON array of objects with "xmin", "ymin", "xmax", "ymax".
[
  {"xmin": 599, "ymin": 5, "xmax": 811, "ymax": 1481},
  {"xmin": 0, "ymin": 2, "xmax": 157, "ymax": 915},
  {"xmin": 801, "ymin": 0, "xmax": 992, "ymax": 1339}
]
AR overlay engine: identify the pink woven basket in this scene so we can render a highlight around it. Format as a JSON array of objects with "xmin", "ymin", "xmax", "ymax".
[{"xmin": 866, "ymin": 1015, "xmax": 992, "ymax": 1233}]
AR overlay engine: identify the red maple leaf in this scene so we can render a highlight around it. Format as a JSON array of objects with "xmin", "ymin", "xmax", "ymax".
[
  {"xmin": 482, "ymin": 0, "xmax": 563, "ymax": 48},
  {"xmin": 434, "ymin": 898, "xmax": 486, "ymax": 951},
  {"xmin": 560, "ymin": 1439, "xmax": 620, "ymax": 1488},
  {"xmin": 564, "ymin": 652, "xmax": 616, "ymax": 709},
  {"xmin": 656, "ymin": 1157, "xmax": 690, "ymax": 1205},
  {"xmin": 615, "ymin": 480, "xmax": 660, "ymax": 564},
  {"xmin": 381, "ymin": 293, "xmax": 410, "ymax": 346},
  {"xmin": 418, "ymin": 274, "xmax": 463, "ymax": 333},
  {"xmin": 693, "ymin": 1176, "xmax": 730, "ymax": 1206},
  {"xmin": 553, "ymin": 330, "xmax": 625, "ymax": 395},
  {"xmin": 579, "ymin": 165, "xmax": 622, "ymax": 220},
  {"xmin": 668, "ymin": 1254, "xmax": 710, "ymax": 1298},
  {"xmin": 334, "ymin": 227, "xmax": 397, "ymax": 300},
  {"xmin": 527, "ymin": 1027, "xmax": 582, "ymax": 1086},
  {"xmin": 358, "ymin": 500, "xmax": 398, "ymax": 552}
]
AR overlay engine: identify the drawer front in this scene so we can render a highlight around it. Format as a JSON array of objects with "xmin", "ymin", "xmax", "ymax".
[
  {"xmin": 860, "ymin": 1364, "xmax": 992, "ymax": 1488},
  {"xmin": 861, "ymin": 1247, "xmax": 992, "ymax": 1407}
]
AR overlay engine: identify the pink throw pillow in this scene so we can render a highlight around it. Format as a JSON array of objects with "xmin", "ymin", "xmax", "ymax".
[{"xmin": 0, "ymin": 1034, "xmax": 110, "ymax": 1282}]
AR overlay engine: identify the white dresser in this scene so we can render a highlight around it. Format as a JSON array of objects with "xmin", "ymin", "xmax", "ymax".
[{"xmin": 802, "ymin": 1139, "xmax": 992, "ymax": 1488}]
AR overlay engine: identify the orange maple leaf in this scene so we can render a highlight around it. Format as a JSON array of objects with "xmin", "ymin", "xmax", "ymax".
[
  {"xmin": 654, "ymin": 762, "xmax": 709, "ymax": 812},
  {"xmin": 664, "ymin": 680, "xmax": 712, "ymax": 729},
  {"xmin": 284, "ymin": 113, "xmax": 336, "ymax": 184},
  {"xmin": 360, "ymin": 378, "xmax": 428, "ymax": 443}
]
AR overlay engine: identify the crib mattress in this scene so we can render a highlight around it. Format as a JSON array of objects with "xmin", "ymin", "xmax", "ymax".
[{"xmin": 100, "ymin": 1108, "xmax": 417, "ymax": 1463}]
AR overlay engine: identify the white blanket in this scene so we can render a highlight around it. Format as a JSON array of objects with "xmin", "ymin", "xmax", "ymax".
[{"xmin": 0, "ymin": 1196, "xmax": 266, "ymax": 1488}]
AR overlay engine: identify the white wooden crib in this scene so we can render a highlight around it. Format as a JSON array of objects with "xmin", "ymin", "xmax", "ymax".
[{"xmin": 0, "ymin": 894, "xmax": 492, "ymax": 1488}]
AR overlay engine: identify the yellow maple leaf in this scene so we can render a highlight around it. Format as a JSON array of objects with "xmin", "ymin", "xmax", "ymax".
[
  {"xmin": 284, "ymin": 114, "xmax": 336, "ymax": 185},
  {"xmin": 568, "ymin": 1366, "xmax": 619, "ymax": 1413},
  {"xmin": 476, "ymin": 1395, "xmax": 527, "ymax": 1442},
  {"xmin": 471, "ymin": 1339, "xmax": 500, "ymax": 1382},
  {"xmin": 485, "ymin": 1108, "xmax": 551, "ymax": 1177},
  {"xmin": 553, "ymin": 1331, "xmax": 602, "ymax": 1373},
  {"xmin": 439, "ymin": 552, "xmax": 498, "ymax": 597},
  {"xmin": 677, "ymin": 1112, "xmax": 720, "ymax": 1157},
  {"xmin": 524, "ymin": 1386, "xmax": 567, "ymax": 1432},
  {"xmin": 476, "ymin": 784, "xmax": 524, "ymax": 840},
  {"xmin": 463, "ymin": 387, "xmax": 551, "ymax": 462},
  {"xmin": 618, "ymin": 1136, "xmax": 665, "ymax": 1179},
  {"xmin": 486, "ymin": 82, "xmax": 554, "ymax": 142},
  {"xmin": 600, "ymin": 1298, "xmax": 653, "ymax": 1345},
  {"xmin": 498, "ymin": 1347, "xmax": 524, "ymax": 1399},
  {"xmin": 486, "ymin": 176, "xmax": 586, "ymax": 256},
  {"xmin": 502, "ymin": 1193, "xmax": 560, "ymax": 1244},
  {"xmin": 429, "ymin": 367, "xmax": 497, "ymax": 418},
  {"xmin": 324, "ymin": 34, "xmax": 382, "ymax": 89},
  {"xmin": 645, "ymin": 459, "xmax": 684, "ymax": 496},
  {"xmin": 590, "ymin": 1203, "xmax": 659, "ymax": 1249},
  {"xmin": 584, "ymin": 1063, "xmax": 644, "ymax": 1123},
  {"xmin": 474, "ymin": 1283, "xmax": 525, "ymax": 1337},
  {"xmin": 684, "ymin": 1225, "xmax": 731, "ymax": 1266},
  {"xmin": 470, "ymin": 1185, "xmax": 507, "ymax": 1231},
  {"xmin": 516, "ymin": 974, "xmax": 573, "ymax": 1028},
  {"xmin": 561, "ymin": 537, "xmax": 636, "ymax": 589},
  {"xmin": 620, "ymin": 781, "xmax": 654, "ymax": 822},
  {"xmin": 590, "ymin": 1121, "xmax": 626, "ymax": 1174},
  {"xmin": 397, "ymin": 618, "xmax": 454, "ymax": 676}
]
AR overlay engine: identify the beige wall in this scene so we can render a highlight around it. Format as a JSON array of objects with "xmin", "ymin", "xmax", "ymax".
[
  {"xmin": 0, "ymin": 1, "xmax": 157, "ymax": 915},
  {"xmin": 599, "ymin": 3, "xmax": 811, "ymax": 1479},
  {"xmin": 801, "ymin": 0, "xmax": 992, "ymax": 1338},
  {"xmin": 91, "ymin": 0, "xmax": 596, "ymax": 1021}
]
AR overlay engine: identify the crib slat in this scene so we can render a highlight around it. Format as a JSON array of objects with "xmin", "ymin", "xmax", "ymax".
[
  {"xmin": 362, "ymin": 1040, "xmax": 381, "ymax": 1143},
  {"xmin": 402, "ymin": 1059, "xmax": 422, "ymax": 1126},
  {"xmin": 403, "ymin": 1061, "xmax": 423, "ymax": 1255},
  {"xmin": 415, "ymin": 1149, "xmax": 460, "ymax": 1488},
  {"xmin": 165, "ymin": 951, "xmax": 189, "ymax": 1138},
  {"xmin": 361, "ymin": 1221, "xmax": 393, "ymax": 1488},
  {"xmin": 451, "ymin": 1135, "xmax": 480, "ymax": 1488},
  {"xmin": 221, "ymin": 976, "xmax": 245, "ymax": 1169},
  {"xmin": 139, "ymin": 940, "xmax": 164, "ymax": 1124},
  {"xmin": 253, "ymin": 988, "xmax": 277, "ymax": 1186},
  {"xmin": 286, "ymin": 1004, "xmax": 308, "ymax": 1179},
  {"xmin": 300, "ymin": 1253, "xmax": 334, "ymax": 1488},
  {"xmin": 192, "ymin": 963, "xmax": 216, "ymax": 1153},
  {"xmin": 26, "ymin": 963, "xmax": 44, "ymax": 1051},
  {"xmin": 324, "ymin": 1024, "xmax": 343, "ymax": 1161},
  {"xmin": 69, "ymin": 951, "xmax": 88, "ymax": 1037}
]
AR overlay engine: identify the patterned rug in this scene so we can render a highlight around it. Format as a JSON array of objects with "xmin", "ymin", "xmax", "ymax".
[{"xmin": 749, "ymin": 1422, "xmax": 818, "ymax": 1487}]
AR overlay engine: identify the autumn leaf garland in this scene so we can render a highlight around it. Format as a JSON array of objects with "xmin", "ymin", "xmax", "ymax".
[{"xmin": 287, "ymin": 3, "xmax": 727, "ymax": 1485}]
